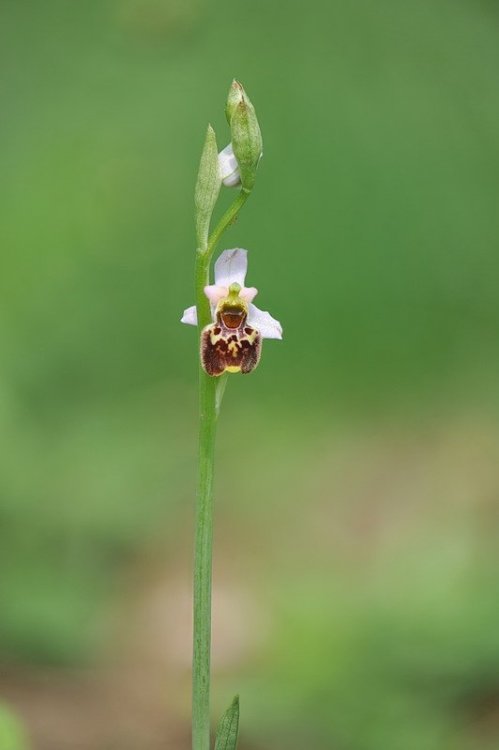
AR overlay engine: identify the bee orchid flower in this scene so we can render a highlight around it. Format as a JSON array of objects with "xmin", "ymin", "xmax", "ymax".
[{"xmin": 181, "ymin": 248, "xmax": 282, "ymax": 375}]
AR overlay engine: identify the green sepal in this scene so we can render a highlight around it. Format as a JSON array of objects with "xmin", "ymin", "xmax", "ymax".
[
  {"xmin": 195, "ymin": 124, "xmax": 221, "ymax": 251},
  {"xmin": 230, "ymin": 86, "xmax": 262, "ymax": 192},
  {"xmin": 214, "ymin": 695, "xmax": 240, "ymax": 750}
]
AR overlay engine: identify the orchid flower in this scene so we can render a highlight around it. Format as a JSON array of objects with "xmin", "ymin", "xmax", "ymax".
[{"xmin": 181, "ymin": 248, "xmax": 282, "ymax": 375}]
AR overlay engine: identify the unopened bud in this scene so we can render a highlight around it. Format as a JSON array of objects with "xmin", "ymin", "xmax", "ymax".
[
  {"xmin": 225, "ymin": 80, "xmax": 245, "ymax": 125},
  {"xmin": 225, "ymin": 81, "xmax": 263, "ymax": 193}
]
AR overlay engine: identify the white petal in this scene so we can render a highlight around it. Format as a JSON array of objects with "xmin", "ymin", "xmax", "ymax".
[
  {"xmin": 223, "ymin": 170, "xmax": 241, "ymax": 187},
  {"xmin": 214, "ymin": 248, "xmax": 248, "ymax": 287},
  {"xmin": 248, "ymin": 303, "xmax": 283, "ymax": 340},
  {"xmin": 218, "ymin": 143, "xmax": 241, "ymax": 187},
  {"xmin": 204, "ymin": 285, "xmax": 228, "ymax": 305},
  {"xmin": 181, "ymin": 305, "xmax": 197, "ymax": 326}
]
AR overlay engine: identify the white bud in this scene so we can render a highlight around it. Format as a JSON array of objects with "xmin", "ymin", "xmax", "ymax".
[{"xmin": 218, "ymin": 143, "xmax": 241, "ymax": 188}]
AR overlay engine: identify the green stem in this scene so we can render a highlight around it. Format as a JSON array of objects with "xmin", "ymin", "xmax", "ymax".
[
  {"xmin": 192, "ymin": 366, "xmax": 217, "ymax": 750},
  {"xmin": 207, "ymin": 190, "xmax": 249, "ymax": 260},
  {"xmin": 192, "ymin": 189, "xmax": 249, "ymax": 750}
]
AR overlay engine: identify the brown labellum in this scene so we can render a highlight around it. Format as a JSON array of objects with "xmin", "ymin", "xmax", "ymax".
[{"xmin": 201, "ymin": 321, "xmax": 261, "ymax": 376}]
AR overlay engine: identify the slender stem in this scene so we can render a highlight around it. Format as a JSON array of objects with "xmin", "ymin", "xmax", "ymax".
[
  {"xmin": 207, "ymin": 190, "xmax": 249, "ymax": 260},
  {"xmin": 192, "ymin": 365, "xmax": 217, "ymax": 750},
  {"xmin": 192, "ymin": 189, "xmax": 249, "ymax": 750},
  {"xmin": 215, "ymin": 374, "xmax": 229, "ymax": 417}
]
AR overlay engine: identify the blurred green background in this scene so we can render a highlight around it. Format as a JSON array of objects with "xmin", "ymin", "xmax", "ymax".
[{"xmin": 1, "ymin": 0, "xmax": 499, "ymax": 748}]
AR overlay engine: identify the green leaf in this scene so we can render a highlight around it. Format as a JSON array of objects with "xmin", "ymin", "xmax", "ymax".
[
  {"xmin": 195, "ymin": 124, "xmax": 221, "ymax": 252},
  {"xmin": 0, "ymin": 704, "xmax": 30, "ymax": 750},
  {"xmin": 214, "ymin": 695, "xmax": 240, "ymax": 750}
]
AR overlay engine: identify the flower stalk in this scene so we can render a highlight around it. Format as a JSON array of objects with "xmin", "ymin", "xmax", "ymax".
[
  {"xmin": 192, "ymin": 160, "xmax": 251, "ymax": 750},
  {"xmin": 189, "ymin": 81, "xmax": 276, "ymax": 750}
]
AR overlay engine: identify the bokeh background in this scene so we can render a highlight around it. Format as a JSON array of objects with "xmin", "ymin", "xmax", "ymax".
[{"xmin": 1, "ymin": 0, "xmax": 499, "ymax": 748}]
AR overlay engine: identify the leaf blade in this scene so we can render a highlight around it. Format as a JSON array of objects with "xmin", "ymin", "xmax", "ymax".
[
  {"xmin": 214, "ymin": 695, "xmax": 240, "ymax": 750},
  {"xmin": 195, "ymin": 124, "xmax": 221, "ymax": 251}
]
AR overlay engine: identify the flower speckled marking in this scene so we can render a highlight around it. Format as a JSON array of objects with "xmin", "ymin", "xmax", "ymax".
[{"xmin": 201, "ymin": 288, "xmax": 261, "ymax": 376}]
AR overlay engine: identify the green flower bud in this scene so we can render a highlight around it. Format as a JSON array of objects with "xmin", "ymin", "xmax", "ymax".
[
  {"xmin": 225, "ymin": 79, "xmax": 244, "ymax": 125},
  {"xmin": 226, "ymin": 81, "xmax": 263, "ymax": 193}
]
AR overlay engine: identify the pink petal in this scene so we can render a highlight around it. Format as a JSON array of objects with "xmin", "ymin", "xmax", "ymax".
[
  {"xmin": 240, "ymin": 286, "xmax": 258, "ymax": 303},
  {"xmin": 204, "ymin": 285, "xmax": 228, "ymax": 305}
]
